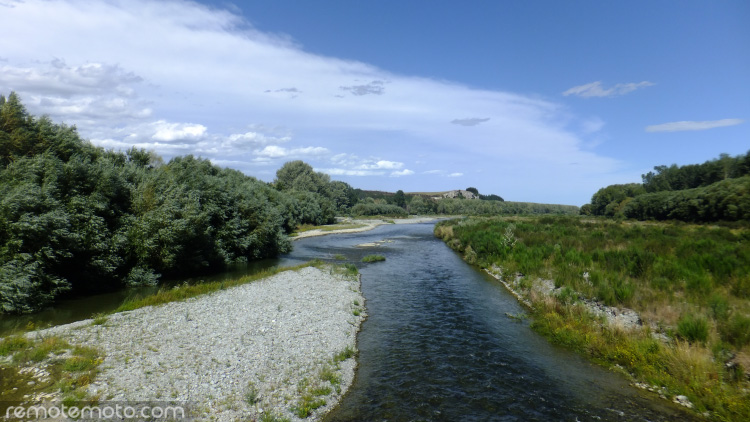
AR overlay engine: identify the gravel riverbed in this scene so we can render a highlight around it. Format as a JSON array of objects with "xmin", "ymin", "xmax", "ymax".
[{"xmin": 36, "ymin": 266, "xmax": 366, "ymax": 421}]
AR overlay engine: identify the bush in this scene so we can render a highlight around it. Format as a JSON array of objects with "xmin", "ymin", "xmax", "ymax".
[
  {"xmin": 350, "ymin": 203, "xmax": 407, "ymax": 217},
  {"xmin": 677, "ymin": 314, "xmax": 709, "ymax": 344},
  {"xmin": 0, "ymin": 94, "xmax": 302, "ymax": 313},
  {"xmin": 361, "ymin": 255, "xmax": 386, "ymax": 263},
  {"xmin": 720, "ymin": 313, "xmax": 750, "ymax": 347}
]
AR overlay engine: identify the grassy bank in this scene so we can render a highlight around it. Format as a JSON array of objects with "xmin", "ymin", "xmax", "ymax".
[
  {"xmin": 0, "ymin": 334, "xmax": 102, "ymax": 413},
  {"xmin": 116, "ymin": 260, "xmax": 357, "ymax": 312},
  {"xmin": 436, "ymin": 216, "xmax": 750, "ymax": 421}
]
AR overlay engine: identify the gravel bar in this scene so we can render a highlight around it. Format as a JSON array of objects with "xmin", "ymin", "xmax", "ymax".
[{"xmin": 37, "ymin": 266, "xmax": 366, "ymax": 421}]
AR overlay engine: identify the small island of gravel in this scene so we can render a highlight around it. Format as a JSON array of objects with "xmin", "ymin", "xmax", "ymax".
[{"xmin": 34, "ymin": 265, "xmax": 366, "ymax": 421}]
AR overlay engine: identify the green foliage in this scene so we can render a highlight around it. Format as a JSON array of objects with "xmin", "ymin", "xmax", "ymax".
[
  {"xmin": 479, "ymin": 193, "xmax": 504, "ymax": 201},
  {"xmin": 350, "ymin": 202, "xmax": 408, "ymax": 217},
  {"xmin": 274, "ymin": 160, "xmax": 355, "ymax": 216},
  {"xmin": 435, "ymin": 198, "xmax": 578, "ymax": 216},
  {"xmin": 642, "ymin": 152, "xmax": 750, "ymax": 193},
  {"xmin": 0, "ymin": 93, "xmax": 314, "ymax": 314},
  {"xmin": 623, "ymin": 176, "xmax": 750, "ymax": 222},
  {"xmin": 588, "ymin": 151, "xmax": 750, "ymax": 222},
  {"xmin": 393, "ymin": 189, "xmax": 406, "ymax": 209},
  {"xmin": 259, "ymin": 412, "xmax": 291, "ymax": 422},
  {"xmin": 589, "ymin": 183, "xmax": 645, "ymax": 217},
  {"xmin": 677, "ymin": 314, "xmax": 709, "ymax": 344},
  {"xmin": 333, "ymin": 346, "xmax": 356, "ymax": 363},
  {"xmin": 0, "ymin": 335, "xmax": 30, "ymax": 356},
  {"xmin": 720, "ymin": 313, "xmax": 750, "ymax": 348},
  {"xmin": 361, "ymin": 254, "xmax": 386, "ymax": 263},
  {"xmin": 406, "ymin": 195, "xmax": 437, "ymax": 214}
]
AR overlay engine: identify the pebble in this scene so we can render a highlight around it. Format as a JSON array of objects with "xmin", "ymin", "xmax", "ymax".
[{"xmin": 36, "ymin": 266, "xmax": 365, "ymax": 421}]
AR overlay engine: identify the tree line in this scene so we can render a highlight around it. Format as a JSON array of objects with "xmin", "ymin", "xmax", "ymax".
[
  {"xmin": 583, "ymin": 151, "xmax": 750, "ymax": 222},
  {"xmin": 0, "ymin": 94, "xmax": 354, "ymax": 313}
]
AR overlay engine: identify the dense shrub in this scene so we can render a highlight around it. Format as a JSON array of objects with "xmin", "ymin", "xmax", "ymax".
[
  {"xmin": 622, "ymin": 176, "xmax": 750, "ymax": 222},
  {"xmin": 677, "ymin": 314, "xmax": 709, "ymax": 344},
  {"xmin": 0, "ymin": 93, "xmax": 311, "ymax": 313},
  {"xmin": 350, "ymin": 202, "xmax": 408, "ymax": 217}
]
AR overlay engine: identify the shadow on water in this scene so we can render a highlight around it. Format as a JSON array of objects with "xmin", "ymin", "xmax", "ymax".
[
  {"xmin": 280, "ymin": 223, "xmax": 694, "ymax": 422},
  {"xmin": 0, "ymin": 258, "xmax": 279, "ymax": 336}
]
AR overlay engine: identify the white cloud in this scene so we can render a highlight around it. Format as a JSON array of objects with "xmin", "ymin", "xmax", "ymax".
[
  {"xmin": 390, "ymin": 169, "xmax": 414, "ymax": 177},
  {"xmin": 227, "ymin": 131, "xmax": 291, "ymax": 146},
  {"xmin": 318, "ymin": 168, "xmax": 385, "ymax": 176},
  {"xmin": 357, "ymin": 160, "xmax": 404, "ymax": 170},
  {"xmin": 645, "ymin": 119, "xmax": 743, "ymax": 132},
  {"xmin": 0, "ymin": 0, "xmax": 636, "ymax": 204},
  {"xmin": 152, "ymin": 121, "xmax": 207, "ymax": 142},
  {"xmin": 563, "ymin": 81, "xmax": 654, "ymax": 98},
  {"xmin": 448, "ymin": 172, "xmax": 464, "ymax": 177},
  {"xmin": 256, "ymin": 145, "xmax": 328, "ymax": 158}
]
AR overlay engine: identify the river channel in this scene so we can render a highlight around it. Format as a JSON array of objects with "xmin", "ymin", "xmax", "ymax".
[{"xmin": 279, "ymin": 222, "xmax": 691, "ymax": 421}]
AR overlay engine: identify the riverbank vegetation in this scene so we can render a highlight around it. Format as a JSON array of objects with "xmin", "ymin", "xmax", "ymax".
[
  {"xmin": 436, "ymin": 216, "xmax": 750, "ymax": 420},
  {"xmin": 0, "ymin": 94, "xmax": 353, "ymax": 314}
]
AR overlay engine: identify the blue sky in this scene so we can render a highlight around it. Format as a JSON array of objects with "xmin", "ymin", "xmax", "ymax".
[{"xmin": 1, "ymin": 0, "xmax": 747, "ymax": 205}]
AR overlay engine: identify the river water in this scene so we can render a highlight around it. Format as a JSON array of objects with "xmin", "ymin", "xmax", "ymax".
[
  {"xmin": 2, "ymin": 222, "xmax": 692, "ymax": 420},
  {"xmin": 280, "ymin": 222, "xmax": 691, "ymax": 421}
]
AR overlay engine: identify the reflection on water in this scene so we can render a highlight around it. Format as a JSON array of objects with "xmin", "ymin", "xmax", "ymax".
[{"xmin": 0, "ymin": 258, "xmax": 279, "ymax": 336}]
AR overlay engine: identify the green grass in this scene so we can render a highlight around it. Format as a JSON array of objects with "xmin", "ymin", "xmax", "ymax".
[
  {"xmin": 91, "ymin": 313, "xmax": 108, "ymax": 326},
  {"xmin": 259, "ymin": 412, "xmax": 291, "ymax": 422},
  {"xmin": 437, "ymin": 216, "xmax": 750, "ymax": 421},
  {"xmin": 0, "ymin": 334, "xmax": 103, "ymax": 407},
  {"xmin": 333, "ymin": 346, "xmax": 356, "ymax": 363},
  {"xmin": 361, "ymin": 254, "xmax": 386, "ymax": 263}
]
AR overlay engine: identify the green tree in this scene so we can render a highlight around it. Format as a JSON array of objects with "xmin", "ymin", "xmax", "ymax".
[{"xmin": 393, "ymin": 190, "xmax": 406, "ymax": 209}]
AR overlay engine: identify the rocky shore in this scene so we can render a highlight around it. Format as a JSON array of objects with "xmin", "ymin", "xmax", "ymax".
[{"xmin": 34, "ymin": 266, "xmax": 366, "ymax": 421}]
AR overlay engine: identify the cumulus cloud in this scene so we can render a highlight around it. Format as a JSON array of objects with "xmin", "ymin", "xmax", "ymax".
[
  {"xmin": 390, "ymin": 169, "xmax": 414, "ymax": 177},
  {"xmin": 645, "ymin": 119, "xmax": 743, "ymax": 132},
  {"xmin": 0, "ymin": 0, "xmax": 633, "ymax": 204},
  {"xmin": 451, "ymin": 117, "xmax": 490, "ymax": 127},
  {"xmin": 152, "ymin": 121, "xmax": 207, "ymax": 142},
  {"xmin": 563, "ymin": 81, "xmax": 654, "ymax": 98}
]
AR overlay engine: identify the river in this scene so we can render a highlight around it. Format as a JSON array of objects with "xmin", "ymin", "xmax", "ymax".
[{"xmin": 280, "ymin": 222, "xmax": 691, "ymax": 421}]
